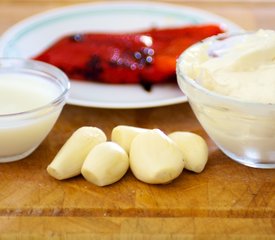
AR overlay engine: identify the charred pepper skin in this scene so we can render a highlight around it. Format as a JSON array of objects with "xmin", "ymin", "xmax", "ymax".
[{"xmin": 34, "ymin": 25, "xmax": 223, "ymax": 85}]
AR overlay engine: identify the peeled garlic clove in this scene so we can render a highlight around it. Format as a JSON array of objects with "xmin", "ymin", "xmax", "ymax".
[
  {"xmin": 130, "ymin": 129, "xmax": 184, "ymax": 184},
  {"xmin": 81, "ymin": 142, "xmax": 129, "ymax": 186},
  {"xmin": 168, "ymin": 131, "xmax": 208, "ymax": 173},
  {"xmin": 111, "ymin": 125, "xmax": 148, "ymax": 153},
  {"xmin": 47, "ymin": 127, "xmax": 106, "ymax": 180}
]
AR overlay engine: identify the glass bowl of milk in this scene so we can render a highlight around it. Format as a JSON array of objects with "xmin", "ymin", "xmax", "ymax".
[
  {"xmin": 177, "ymin": 30, "xmax": 275, "ymax": 169},
  {"xmin": 0, "ymin": 58, "xmax": 69, "ymax": 162}
]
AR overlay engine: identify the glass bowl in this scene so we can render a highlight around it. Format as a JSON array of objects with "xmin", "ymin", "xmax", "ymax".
[
  {"xmin": 176, "ymin": 32, "xmax": 275, "ymax": 169},
  {"xmin": 0, "ymin": 58, "xmax": 70, "ymax": 162}
]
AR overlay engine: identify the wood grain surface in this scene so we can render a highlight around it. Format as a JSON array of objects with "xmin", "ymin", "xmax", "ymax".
[{"xmin": 0, "ymin": 0, "xmax": 274, "ymax": 239}]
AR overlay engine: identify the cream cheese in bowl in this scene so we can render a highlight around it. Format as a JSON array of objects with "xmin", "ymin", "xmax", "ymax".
[
  {"xmin": 0, "ymin": 58, "xmax": 69, "ymax": 163},
  {"xmin": 184, "ymin": 29, "xmax": 275, "ymax": 104},
  {"xmin": 177, "ymin": 30, "xmax": 275, "ymax": 168}
]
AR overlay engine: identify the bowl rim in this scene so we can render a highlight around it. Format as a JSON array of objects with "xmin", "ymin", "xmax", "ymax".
[
  {"xmin": 0, "ymin": 57, "xmax": 70, "ymax": 118},
  {"xmin": 176, "ymin": 31, "xmax": 275, "ymax": 109}
]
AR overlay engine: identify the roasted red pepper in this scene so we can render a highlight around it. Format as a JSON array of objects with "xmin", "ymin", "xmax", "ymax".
[{"xmin": 34, "ymin": 24, "xmax": 223, "ymax": 87}]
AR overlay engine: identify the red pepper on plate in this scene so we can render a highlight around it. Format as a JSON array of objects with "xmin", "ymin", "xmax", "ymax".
[{"xmin": 34, "ymin": 24, "xmax": 223, "ymax": 89}]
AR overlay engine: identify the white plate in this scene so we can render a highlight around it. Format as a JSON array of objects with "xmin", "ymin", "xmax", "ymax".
[{"xmin": 0, "ymin": 2, "xmax": 242, "ymax": 109}]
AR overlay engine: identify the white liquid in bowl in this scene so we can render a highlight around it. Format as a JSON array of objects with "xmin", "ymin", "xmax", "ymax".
[
  {"xmin": 0, "ymin": 73, "xmax": 60, "ymax": 114},
  {"xmin": 0, "ymin": 72, "xmax": 65, "ymax": 162}
]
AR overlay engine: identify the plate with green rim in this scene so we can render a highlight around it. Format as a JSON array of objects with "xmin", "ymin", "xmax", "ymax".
[{"xmin": 0, "ymin": 1, "xmax": 243, "ymax": 109}]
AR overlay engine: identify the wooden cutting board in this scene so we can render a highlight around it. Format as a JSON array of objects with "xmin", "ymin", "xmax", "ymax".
[{"xmin": 0, "ymin": 103, "xmax": 274, "ymax": 238}]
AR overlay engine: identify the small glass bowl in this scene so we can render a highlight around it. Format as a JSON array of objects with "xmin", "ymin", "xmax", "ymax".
[
  {"xmin": 176, "ymin": 32, "xmax": 275, "ymax": 169},
  {"xmin": 0, "ymin": 58, "xmax": 70, "ymax": 162}
]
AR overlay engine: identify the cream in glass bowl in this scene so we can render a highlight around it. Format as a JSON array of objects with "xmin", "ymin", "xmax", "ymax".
[
  {"xmin": 176, "ymin": 29, "xmax": 275, "ymax": 169},
  {"xmin": 0, "ymin": 58, "xmax": 70, "ymax": 163}
]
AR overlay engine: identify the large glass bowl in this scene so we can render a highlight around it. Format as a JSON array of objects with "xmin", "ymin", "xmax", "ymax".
[
  {"xmin": 176, "ymin": 32, "xmax": 275, "ymax": 169},
  {"xmin": 0, "ymin": 58, "xmax": 70, "ymax": 162}
]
